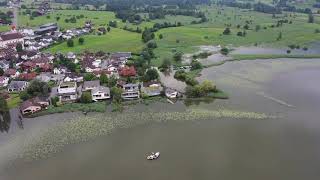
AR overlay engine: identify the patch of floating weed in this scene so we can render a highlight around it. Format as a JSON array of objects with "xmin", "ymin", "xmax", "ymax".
[{"xmin": 20, "ymin": 109, "xmax": 270, "ymax": 161}]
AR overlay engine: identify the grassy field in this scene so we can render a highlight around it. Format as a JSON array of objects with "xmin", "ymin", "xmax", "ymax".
[
  {"xmin": 21, "ymin": 5, "xmax": 319, "ymax": 65},
  {"xmin": 150, "ymin": 5, "xmax": 320, "ymax": 65},
  {"xmin": 6, "ymin": 93, "xmax": 22, "ymax": 109},
  {"xmin": 47, "ymin": 28, "xmax": 144, "ymax": 54},
  {"xmin": 18, "ymin": 10, "xmax": 120, "ymax": 30}
]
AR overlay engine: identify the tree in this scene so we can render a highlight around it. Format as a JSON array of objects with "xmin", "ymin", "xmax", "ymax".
[
  {"xmin": 107, "ymin": 26, "xmax": 111, "ymax": 32},
  {"xmin": 159, "ymin": 34, "xmax": 163, "ymax": 39},
  {"xmin": 308, "ymin": 13, "xmax": 314, "ymax": 23},
  {"xmin": 20, "ymin": 80, "xmax": 50, "ymax": 100},
  {"xmin": 243, "ymin": 24, "xmax": 250, "ymax": 30},
  {"xmin": 51, "ymin": 96, "xmax": 59, "ymax": 107},
  {"xmin": 223, "ymin": 27, "xmax": 231, "ymax": 35},
  {"xmin": 108, "ymin": 75, "xmax": 117, "ymax": 87},
  {"xmin": 220, "ymin": 47, "xmax": 229, "ymax": 55},
  {"xmin": 277, "ymin": 31, "xmax": 282, "ymax": 41},
  {"xmin": 109, "ymin": 21, "xmax": 117, "ymax": 28},
  {"xmin": 173, "ymin": 51, "xmax": 183, "ymax": 62},
  {"xmin": 111, "ymin": 87, "xmax": 123, "ymax": 103},
  {"xmin": 78, "ymin": 37, "xmax": 84, "ymax": 45},
  {"xmin": 80, "ymin": 92, "xmax": 92, "ymax": 103},
  {"xmin": 144, "ymin": 68, "xmax": 159, "ymax": 81},
  {"xmin": 0, "ymin": 68, "xmax": 4, "ymax": 76},
  {"xmin": 84, "ymin": 73, "xmax": 96, "ymax": 81},
  {"xmin": 0, "ymin": 96, "xmax": 10, "ymax": 133},
  {"xmin": 67, "ymin": 39, "xmax": 74, "ymax": 47},
  {"xmin": 147, "ymin": 40, "xmax": 157, "ymax": 49},
  {"xmin": 190, "ymin": 60, "xmax": 203, "ymax": 70},
  {"xmin": 315, "ymin": 29, "xmax": 320, "ymax": 33},
  {"xmin": 159, "ymin": 58, "xmax": 171, "ymax": 70},
  {"xmin": 56, "ymin": 16, "xmax": 60, "ymax": 21},
  {"xmin": 255, "ymin": 25, "xmax": 261, "ymax": 32},
  {"xmin": 100, "ymin": 73, "xmax": 109, "ymax": 85},
  {"xmin": 16, "ymin": 43, "xmax": 23, "ymax": 52}
]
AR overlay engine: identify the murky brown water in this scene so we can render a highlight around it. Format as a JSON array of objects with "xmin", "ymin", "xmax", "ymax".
[{"xmin": 1, "ymin": 59, "xmax": 320, "ymax": 180}]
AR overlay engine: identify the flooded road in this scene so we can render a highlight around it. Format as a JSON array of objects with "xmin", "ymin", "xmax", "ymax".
[{"xmin": 1, "ymin": 58, "xmax": 320, "ymax": 180}]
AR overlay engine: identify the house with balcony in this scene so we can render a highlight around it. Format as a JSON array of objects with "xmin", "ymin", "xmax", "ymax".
[
  {"xmin": 91, "ymin": 86, "xmax": 110, "ymax": 101},
  {"xmin": 119, "ymin": 82, "xmax": 140, "ymax": 100},
  {"xmin": 57, "ymin": 81, "xmax": 77, "ymax": 103}
]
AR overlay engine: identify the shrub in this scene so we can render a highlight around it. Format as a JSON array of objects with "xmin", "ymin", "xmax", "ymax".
[
  {"xmin": 80, "ymin": 92, "xmax": 92, "ymax": 103},
  {"xmin": 67, "ymin": 39, "xmax": 74, "ymax": 47},
  {"xmin": 220, "ymin": 47, "xmax": 229, "ymax": 55}
]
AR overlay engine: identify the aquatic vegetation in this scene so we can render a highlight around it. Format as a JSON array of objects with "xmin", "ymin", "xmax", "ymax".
[{"xmin": 19, "ymin": 109, "xmax": 269, "ymax": 161}]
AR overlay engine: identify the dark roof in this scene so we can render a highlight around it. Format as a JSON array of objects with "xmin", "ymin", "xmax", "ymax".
[
  {"xmin": 8, "ymin": 81, "xmax": 27, "ymax": 89},
  {"xmin": 83, "ymin": 80, "xmax": 100, "ymax": 89},
  {"xmin": 0, "ymin": 32, "xmax": 24, "ymax": 41}
]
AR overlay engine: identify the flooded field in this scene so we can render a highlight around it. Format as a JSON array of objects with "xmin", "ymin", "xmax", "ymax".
[{"xmin": 1, "ymin": 58, "xmax": 320, "ymax": 180}]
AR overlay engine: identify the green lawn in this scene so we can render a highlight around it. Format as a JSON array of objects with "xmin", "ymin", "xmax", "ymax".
[
  {"xmin": 47, "ymin": 28, "xmax": 144, "ymax": 54},
  {"xmin": 6, "ymin": 93, "xmax": 22, "ymax": 109}
]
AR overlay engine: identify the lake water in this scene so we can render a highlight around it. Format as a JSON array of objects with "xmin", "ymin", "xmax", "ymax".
[{"xmin": 1, "ymin": 59, "xmax": 320, "ymax": 180}]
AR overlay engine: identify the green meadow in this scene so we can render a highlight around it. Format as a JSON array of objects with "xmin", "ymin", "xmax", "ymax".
[
  {"xmin": 14, "ymin": 5, "xmax": 320, "ymax": 65},
  {"xmin": 18, "ymin": 10, "xmax": 119, "ymax": 30},
  {"xmin": 47, "ymin": 28, "xmax": 144, "ymax": 54}
]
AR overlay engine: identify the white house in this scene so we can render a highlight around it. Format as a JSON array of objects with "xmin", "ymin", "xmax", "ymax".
[
  {"xmin": 91, "ymin": 86, "xmax": 110, "ymax": 101},
  {"xmin": 58, "ymin": 81, "xmax": 78, "ymax": 102},
  {"xmin": 0, "ymin": 76, "xmax": 9, "ymax": 87},
  {"xmin": 119, "ymin": 83, "xmax": 140, "ymax": 100},
  {"xmin": 0, "ymin": 32, "xmax": 24, "ymax": 48},
  {"xmin": 7, "ymin": 81, "xmax": 29, "ymax": 92}
]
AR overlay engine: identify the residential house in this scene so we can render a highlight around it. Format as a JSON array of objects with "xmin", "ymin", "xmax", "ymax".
[
  {"xmin": 0, "ymin": 32, "xmax": 24, "ymax": 48},
  {"xmin": 0, "ymin": 60, "xmax": 9, "ymax": 71},
  {"xmin": 7, "ymin": 81, "xmax": 28, "ymax": 92},
  {"xmin": 141, "ymin": 81, "xmax": 163, "ymax": 97},
  {"xmin": 63, "ymin": 72, "xmax": 83, "ymax": 82},
  {"xmin": 4, "ymin": 68, "xmax": 19, "ymax": 78},
  {"xmin": 0, "ymin": 76, "xmax": 9, "ymax": 87},
  {"xmin": 19, "ymin": 72, "xmax": 37, "ymax": 81},
  {"xmin": 110, "ymin": 52, "xmax": 132, "ymax": 61},
  {"xmin": 20, "ymin": 96, "xmax": 49, "ymax": 115},
  {"xmin": 20, "ymin": 51, "xmax": 39, "ymax": 60},
  {"xmin": 82, "ymin": 80, "xmax": 100, "ymax": 91},
  {"xmin": 66, "ymin": 52, "xmax": 78, "ymax": 63},
  {"xmin": 57, "ymin": 81, "xmax": 78, "ymax": 103},
  {"xmin": 91, "ymin": 86, "xmax": 110, "ymax": 101},
  {"xmin": 119, "ymin": 66, "xmax": 136, "ymax": 77},
  {"xmin": 119, "ymin": 83, "xmax": 140, "ymax": 100},
  {"xmin": 34, "ymin": 23, "xmax": 58, "ymax": 35},
  {"xmin": 36, "ymin": 73, "xmax": 52, "ymax": 83},
  {"xmin": 21, "ymin": 61, "xmax": 36, "ymax": 71},
  {"xmin": 82, "ymin": 56, "xmax": 101, "ymax": 72},
  {"xmin": 53, "ymin": 66, "xmax": 69, "ymax": 74}
]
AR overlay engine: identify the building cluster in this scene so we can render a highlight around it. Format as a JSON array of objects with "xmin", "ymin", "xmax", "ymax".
[{"xmin": 0, "ymin": 21, "xmax": 178, "ymax": 116}]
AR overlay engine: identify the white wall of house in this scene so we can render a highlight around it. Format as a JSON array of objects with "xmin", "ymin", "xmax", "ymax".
[{"xmin": 92, "ymin": 91, "xmax": 110, "ymax": 101}]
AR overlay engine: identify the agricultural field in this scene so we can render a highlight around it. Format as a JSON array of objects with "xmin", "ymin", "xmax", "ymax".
[{"xmin": 47, "ymin": 28, "xmax": 144, "ymax": 54}]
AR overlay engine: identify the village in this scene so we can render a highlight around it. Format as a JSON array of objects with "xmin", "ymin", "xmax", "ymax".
[{"xmin": 0, "ymin": 21, "xmax": 180, "ymax": 116}]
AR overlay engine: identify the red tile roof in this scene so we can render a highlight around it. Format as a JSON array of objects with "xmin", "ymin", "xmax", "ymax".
[
  {"xmin": 119, "ymin": 66, "xmax": 136, "ymax": 77},
  {"xmin": 19, "ymin": 72, "xmax": 37, "ymax": 80}
]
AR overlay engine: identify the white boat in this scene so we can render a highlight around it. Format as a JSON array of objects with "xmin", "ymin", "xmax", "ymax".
[{"xmin": 147, "ymin": 152, "xmax": 160, "ymax": 160}]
